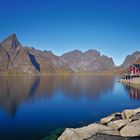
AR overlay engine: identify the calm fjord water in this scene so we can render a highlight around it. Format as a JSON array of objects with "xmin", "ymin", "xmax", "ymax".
[{"xmin": 0, "ymin": 76, "xmax": 140, "ymax": 140}]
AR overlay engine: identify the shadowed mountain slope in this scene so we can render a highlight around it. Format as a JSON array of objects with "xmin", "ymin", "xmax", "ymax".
[
  {"xmin": 0, "ymin": 34, "xmax": 139, "ymax": 75},
  {"xmin": 0, "ymin": 34, "xmax": 72, "ymax": 75}
]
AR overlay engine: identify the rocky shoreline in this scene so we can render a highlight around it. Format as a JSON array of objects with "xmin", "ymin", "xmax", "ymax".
[{"xmin": 58, "ymin": 107, "xmax": 140, "ymax": 140}]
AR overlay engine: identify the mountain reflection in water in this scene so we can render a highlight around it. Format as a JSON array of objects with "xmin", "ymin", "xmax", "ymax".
[
  {"xmin": 0, "ymin": 76, "xmax": 114, "ymax": 115},
  {"xmin": 0, "ymin": 76, "xmax": 139, "ymax": 140}
]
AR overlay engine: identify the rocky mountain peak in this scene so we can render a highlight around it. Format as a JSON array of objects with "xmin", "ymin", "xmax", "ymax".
[
  {"xmin": 120, "ymin": 51, "xmax": 140, "ymax": 69},
  {"xmin": 1, "ymin": 34, "xmax": 139, "ymax": 75},
  {"xmin": 132, "ymin": 51, "xmax": 140, "ymax": 56},
  {"xmin": 85, "ymin": 49, "xmax": 100, "ymax": 58},
  {"xmin": 65, "ymin": 50, "xmax": 83, "ymax": 55},
  {"xmin": 1, "ymin": 34, "xmax": 21, "ymax": 49},
  {"xmin": 61, "ymin": 50, "xmax": 84, "ymax": 61}
]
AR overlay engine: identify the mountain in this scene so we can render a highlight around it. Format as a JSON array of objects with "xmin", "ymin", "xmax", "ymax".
[
  {"xmin": 82, "ymin": 55, "xmax": 115, "ymax": 73},
  {"xmin": 119, "ymin": 51, "xmax": 140, "ymax": 69},
  {"xmin": 135, "ymin": 58, "xmax": 140, "ymax": 64},
  {"xmin": 61, "ymin": 49, "xmax": 115, "ymax": 73},
  {"xmin": 0, "ymin": 34, "xmax": 139, "ymax": 75},
  {"xmin": 85, "ymin": 49, "xmax": 100, "ymax": 58},
  {"xmin": 115, "ymin": 51, "xmax": 140, "ymax": 74},
  {"xmin": 0, "ymin": 34, "xmax": 39, "ymax": 74},
  {"xmin": 0, "ymin": 34, "xmax": 72, "ymax": 75},
  {"xmin": 60, "ymin": 50, "xmax": 90, "ymax": 72},
  {"xmin": 30, "ymin": 49, "xmax": 73, "ymax": 74}
]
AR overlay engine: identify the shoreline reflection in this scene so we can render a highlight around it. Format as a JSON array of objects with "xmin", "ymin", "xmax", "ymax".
[{"xmin": 124, "ymin": 84, "xmax": 140, "ymax": 100}]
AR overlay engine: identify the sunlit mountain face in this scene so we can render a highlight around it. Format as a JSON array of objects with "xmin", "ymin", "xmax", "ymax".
[{"xmin": 0, "ymin": 34, "xmax": 140, "ymax": 75}]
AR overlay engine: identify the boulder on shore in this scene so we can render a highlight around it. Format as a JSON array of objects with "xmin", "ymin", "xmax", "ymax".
[
  {"xmin": 121, "ymin": 108, "xmax": 140, "ymax": 119},
  {"xmin": 58, "ymin": 123, "xmax": 119, "ymax": 140},
  {"xmin": 100, "ymin": 113, "xmax": 121, "ymax": 124},
  {"xmin": 120, "ymin": 120, "xmax": 140, "ymax": 137},
  {"xmin": 58, "ymin": 107, "xmax": 140, "ymax": 140}
]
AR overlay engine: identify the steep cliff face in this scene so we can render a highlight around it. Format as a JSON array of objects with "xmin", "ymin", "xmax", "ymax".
[
  {"xmin": 83, "ymin": 55, "xmax": 115, "ymax": 73},
  {"xmin": 119, "ymin": 51, "xmax": 140, "ymax": 69},
  {"xmin": 115, "ymin": 51, "xmax": 140, "ymax": 74},
  {"xmin": 60, "ymin": 50, "xmax": 90, "ymax": 72},
  {"xmin": 85, "ymin": 49, "xmax": 100, "ymax": 59},
  {"xmin": 61, "ymin": 49, "xmax": 115, "ymax": 73},
  {"xmin": 0, "ymin": 34, "xmax": 139, "ymax": 75},
  {"xmin": 0, "ymin": 34, "xmax": 39, "ymax": 74},
  {"xmin": 0, "ymin": 34, "xmax": 72, "ymax": 75},
  {"xmin": 30, "ymin": 49, "xmax": 73, "ymax": 74}
]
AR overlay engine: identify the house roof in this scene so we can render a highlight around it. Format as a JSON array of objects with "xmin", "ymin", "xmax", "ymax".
[{"xmin": 133, "ymin": 64, "xmax": 140, "ymax": 69}]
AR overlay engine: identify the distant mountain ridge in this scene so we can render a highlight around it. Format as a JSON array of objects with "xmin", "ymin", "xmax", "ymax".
[
  {"xmin": 119, "ymin": 51, "xmax": 140, "ymax": 69},
  {"xmin": 60, "ymin": 49, "xmax": 115, "ymax": 73},
  {"xmin": 0, "ymin": 34, "xmax": 140, "ymax": 75},
  {"xmin": 114, "ymin": 51, "xmax": 140, "ymax": 74}
]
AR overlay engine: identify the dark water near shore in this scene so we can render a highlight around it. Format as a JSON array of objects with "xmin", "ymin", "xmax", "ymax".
[{"xmin": 0, "ymin": 76, "xmax": 140, "ymax": 140}]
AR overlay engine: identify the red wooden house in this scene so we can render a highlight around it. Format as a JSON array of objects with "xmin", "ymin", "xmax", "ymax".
[{"xmin": 129, "ymin": 64, "xmax": 140, "ymax": 76}]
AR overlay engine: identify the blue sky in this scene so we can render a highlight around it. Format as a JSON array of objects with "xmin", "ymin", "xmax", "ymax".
[{"xmin": 0, "ymin": 0, "xmax": 140, "ymax": 65}]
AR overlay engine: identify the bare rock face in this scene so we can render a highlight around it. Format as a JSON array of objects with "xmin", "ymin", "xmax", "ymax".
[
  {"xmin": 85, "ymin": 55, "xmax": 115, "ymax": 73},
  {"xmin": 85, "ymin": 49, "xmax": 100, "ymax": 58},
  {"xmin": 0, "ymin": 34, "xmax": 72, "ymax": 75},
  {"xmin": 61, "ymin": 49, "xmax": 115, "ymax": 73},
  {"xmin": 109, "ymin": 51, "xmax": 140, "ymax": 75},
  {"xmin": 119, "ymin": 51, "xmax": 140, "ymax": 70},
  {"xmin": 30, "ymin": 49, "xmax": 73, "ymax": 74},
  {"xmin": 0, "ymin": 34, "xmax": 139, "ymax": 75},
  {"xmin": 1, "ymin": 34, "xmax": 22, "ymax": 51},
  {"xmin": 60, "ymin": 50, "xmax": 90, "ymax": 72},
  {"xmin": 0, "ymin": 34, "xmax": 39, "ymax": 74}
]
